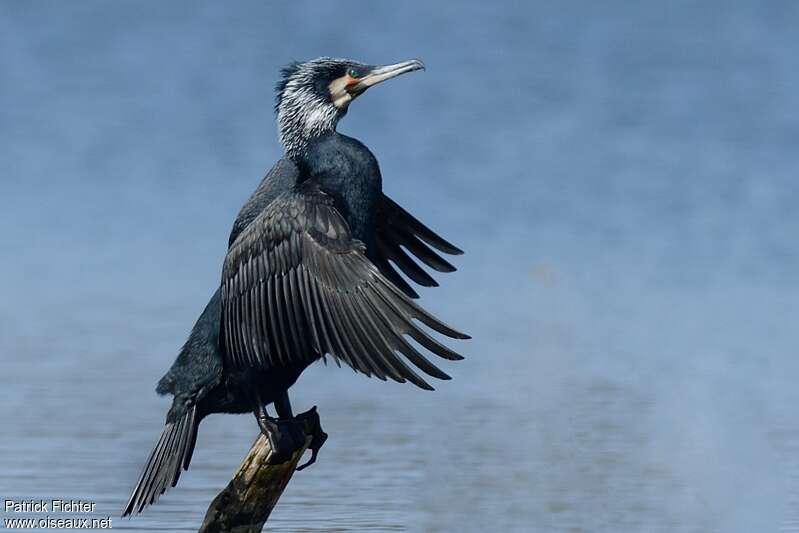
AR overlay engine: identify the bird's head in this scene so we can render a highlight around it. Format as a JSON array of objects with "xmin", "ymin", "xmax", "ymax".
[{"xmin": 275, "ymin": 57, "xmax": 425, "ymax": 159}]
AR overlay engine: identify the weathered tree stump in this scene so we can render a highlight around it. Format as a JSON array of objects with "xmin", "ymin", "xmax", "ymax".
[{"xmin": 198, "ymin": 407, "xmax": 327, "ymax": 533}]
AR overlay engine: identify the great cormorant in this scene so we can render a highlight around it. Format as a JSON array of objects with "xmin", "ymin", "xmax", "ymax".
[{"xmin": 122, "ymin": 57, "xmax": 469, "ymax": 517}]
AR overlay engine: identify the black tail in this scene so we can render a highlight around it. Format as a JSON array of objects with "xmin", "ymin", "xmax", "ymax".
[{"xmin": 122, "ymin": 404, "xmax": 198, "ymax": 517}]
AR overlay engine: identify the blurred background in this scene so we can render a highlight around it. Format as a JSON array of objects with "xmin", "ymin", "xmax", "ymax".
[{"xmin": 1, "ymin": 1, "xmax": 798, "ymax": 531}]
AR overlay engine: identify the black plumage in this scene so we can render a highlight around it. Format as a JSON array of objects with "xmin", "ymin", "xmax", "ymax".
[{"xmin": 123, "ymin": 57, "xmax": 468, "ymax": 517}]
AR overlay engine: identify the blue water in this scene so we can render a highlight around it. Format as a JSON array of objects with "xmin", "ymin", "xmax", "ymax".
[{"xmin": 1, "ymin": 2, "xmax": 798, "ymax": 531}]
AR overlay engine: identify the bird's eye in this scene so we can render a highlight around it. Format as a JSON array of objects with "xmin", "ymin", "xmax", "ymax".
[{"xmin": 348, "ymin": 68, "xmax": 360, "ymax": 78}]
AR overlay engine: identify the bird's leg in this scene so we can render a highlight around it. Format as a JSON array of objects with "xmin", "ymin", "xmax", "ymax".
[
  {"xmin": 253, "ymin": 401, "xmax": 275, "ymax": 437},
  {"xmin": 273, "ymin": 389, "xmax": 294, "ymax": 419},
  {"xmin": 253, "ymin": 390, "xmax": 306, "ymax": 465}
]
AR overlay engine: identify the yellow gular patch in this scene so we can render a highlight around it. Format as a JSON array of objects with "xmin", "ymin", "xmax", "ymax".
[{"xmin": 328, "ymin": 74, "xmax": 357, "ymax": 109}]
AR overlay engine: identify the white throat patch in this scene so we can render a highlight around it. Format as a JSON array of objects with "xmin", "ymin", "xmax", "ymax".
[{"xmin": 276, "ymin": 85, "xmax": 339, "ymax": 159}]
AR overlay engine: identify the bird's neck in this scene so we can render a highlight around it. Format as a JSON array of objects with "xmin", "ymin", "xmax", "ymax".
[
  {"xmin": 297, "ymin": 133, "xmax": 382, "ymax": 245},
  {"xmin": 277, "ymin": 102, "xmax": 342, "ymax": 160}
]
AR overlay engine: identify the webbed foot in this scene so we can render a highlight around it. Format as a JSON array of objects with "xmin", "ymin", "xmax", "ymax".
[
  {"xmin": 257, "ymin": 414, "xmax": 307, "ymax": 465},
  {"xmin": 295, "ymin": 406, "xmax": 328, "ymax": 471}
]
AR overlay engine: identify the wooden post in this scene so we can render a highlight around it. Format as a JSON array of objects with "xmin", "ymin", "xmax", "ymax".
[{"xmin": 198, "ymin": 408, "xmax": 326, "ymax": 533}]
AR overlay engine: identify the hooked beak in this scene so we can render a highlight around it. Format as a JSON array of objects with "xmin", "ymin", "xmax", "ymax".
[{"xmin": 349, "ymin": 59, "xmax": 425, "ymax": 95}]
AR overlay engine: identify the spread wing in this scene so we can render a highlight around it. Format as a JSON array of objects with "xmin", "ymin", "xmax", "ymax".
[
  {"xmin": 373, "ymin": 194, "xmax": 463, "ymax": 299},
  {"xmin": 221, "ymin": 184, "xmax": 469, "ymax": 390}
]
